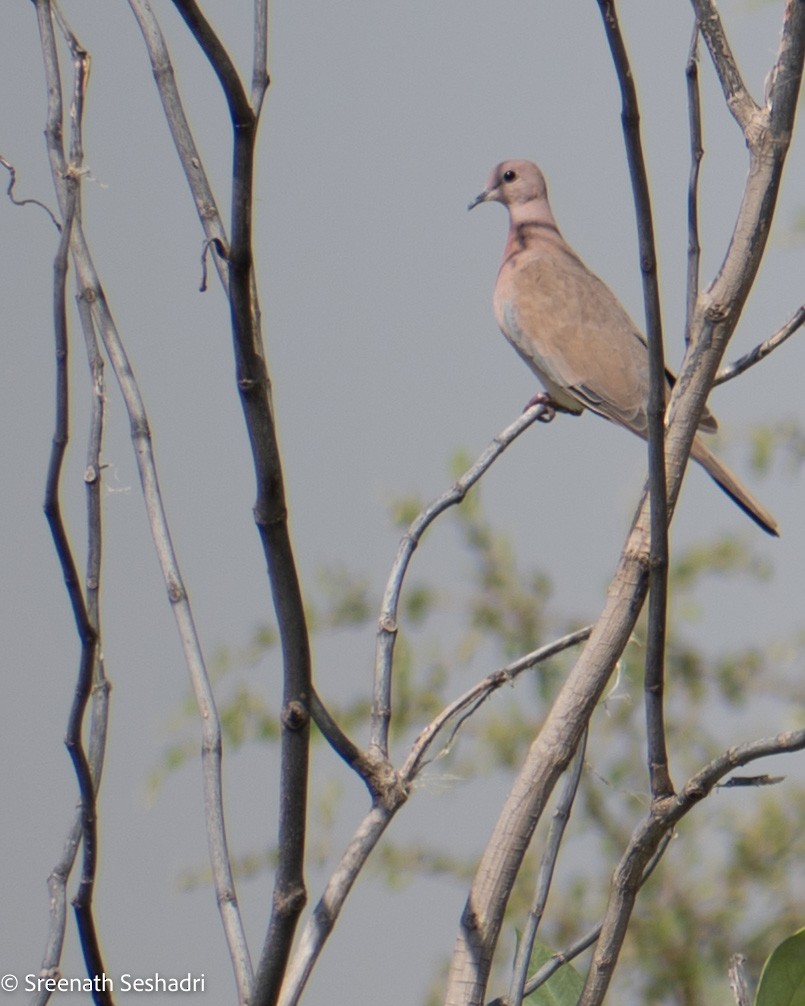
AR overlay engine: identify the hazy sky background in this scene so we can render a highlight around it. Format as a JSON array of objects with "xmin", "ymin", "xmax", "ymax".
[{"xmin": 1, "ymin": 2, "xmax": 803, "ymax": 1003}]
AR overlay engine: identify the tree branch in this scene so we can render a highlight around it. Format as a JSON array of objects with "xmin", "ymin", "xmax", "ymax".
[
  {"xmin": 685, "ymin": 22, "xmax": 703, "ymax": 342},
  {"xmin": 34, "ymin": 3, "xmax": 252, "ymax": 1000},
  {"xmin": 596, "ymin": 0, "xmax": 673, "ymax": 804},
  {"xmin": 34, "ymin": 9, "xmax": 110, "ymax": 1001},
  {"xmin": 371, "ymin": 402, "xmax": 551, "ymax": 759},
  {"xmin": 489, "ymin": 832, "xmax": 672, "ymax": 1005},
  {"xmin": 508, "ymin": 730, "xmax": 588, "ymax": 1006},
  {"xmin": 580, "ymin": 728, "xmax": 805, "ymax": 1004},
  {"xmin": 156, "ymin": 6, "xmax": 312, "ymax": 1001},
  {"xmin": 714, "ymin": 305, "xmax": 805, "ymax": 386},
  {"xmin": 444, "ymin": 3, "xmax": 804, "ymax": 999},
  {"xmin": 401, "ymin": 627, "xmax": 591, "ymax": 785},
  {"xmin": 690, "ymin": 0, "xmax": 760, "ymax": 132}
]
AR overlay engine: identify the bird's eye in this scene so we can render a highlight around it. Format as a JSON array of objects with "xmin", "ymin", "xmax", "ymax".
[{"xmin": 502, "ymin": 169, "xmax": 517, "ymax": 183}]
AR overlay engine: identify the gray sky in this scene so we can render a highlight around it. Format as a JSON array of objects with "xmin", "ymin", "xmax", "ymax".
[{"xmin": 1, "ymin": 2, "xmax": 803, "ymax": 1003}]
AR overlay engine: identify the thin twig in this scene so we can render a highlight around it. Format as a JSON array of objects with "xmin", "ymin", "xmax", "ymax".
[
  {"xmin": 35, "ymin": 3, "xmax": 253, "ymax": 1000},
  {"xmin": 279, "ymin": 624, "xmax": 590, "ymax": 1006},
  {"xmin": 126, "ymin": 0, "xmax": 229, "ymax": 293},
  {"xmin": 0, "ymin": 154, "xmax": 61, "ymax": 230},
  {"xmin": 581, "ymin": 727, "xmax": 805, "ymax": 1005},
  {"xmin": 162, "ymin": 5, "xmax": 312, "ymax": 1002},
  {"xmin": 401, "ymin": 626, "xmax": 591, "ymax": 784},
  {"xmin": 34, "ymin": 10, "xmax": 111, "ymax": 1000},
  {"xmin": 685, "ymin": 22, "xmax": 703, "ymax": 343},
  {"xmin": 508, "ymin": 730, "xmax": 588, "ymax": 1006},
  {"xmin": 596, "ymin": 0, "xmax": 673, "ymax": 802},
  {"xmin": 714, "ymin": 305, "xmax": 805, "ymax": 385},
  {"xmin": 251, "ymin": 0, "xmax": 270, "ymax": 115},
  {"xmin": 689, "ymin": 0, "xmax": 760, "ymax": 133},
  {"xmin": 728, "ymin": 954, "xmax": 751, "ymax": 1006},
  {"xmin": 506, "ymin": 832, "xmax": 672, "ymax": 1004},
  {"xmin": 371, "ymin": 401, "xmax": 551, "ymax": 759}
]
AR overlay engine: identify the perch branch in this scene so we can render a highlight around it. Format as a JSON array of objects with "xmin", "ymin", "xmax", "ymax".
[{"xmin": 371, "ymin": 401, "xmax": 552, "ymax": 758}]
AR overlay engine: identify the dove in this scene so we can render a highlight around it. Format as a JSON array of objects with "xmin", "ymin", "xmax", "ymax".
[{"xmin": 469, "ymin": 159, "xmax": 779, "ymax": 536}]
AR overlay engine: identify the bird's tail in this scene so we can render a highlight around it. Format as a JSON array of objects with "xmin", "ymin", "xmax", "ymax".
[{"xmin": 691, "ymin": 436, "xmax": 779, "ymax": 537}]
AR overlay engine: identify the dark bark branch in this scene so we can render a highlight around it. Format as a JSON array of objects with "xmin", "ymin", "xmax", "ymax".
[
  {"xmin": 685, "ymin": 23, "xmax": 703, "ymax": 342},
  {"xmin": 34, "ymin": 8, "xmax": 111, "ymax": 1000},
  {"xmin": 35, "ymin": 3, "xmax": 253, "ymax": 999},
  {"xmin": 596, "ymin": 0, "xmax": 673, "ymax": 805},
  {"xmin": 163, "ymin": 6, "xmax": 312, "ymax": 1002},
  {"xmin": 0, "ymin": 154, "xmax": 61, "ymax": 230}
]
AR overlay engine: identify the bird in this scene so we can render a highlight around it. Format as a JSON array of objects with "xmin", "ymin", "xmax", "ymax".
[{"xmin": 469, "ymin": 159, "xmax": 779, "ymax": 537}]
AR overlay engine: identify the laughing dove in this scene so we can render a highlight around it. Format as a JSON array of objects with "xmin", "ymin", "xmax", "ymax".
[{"xmin": 469, "ymin": 159, "xmax": 779, "ymax": 536}]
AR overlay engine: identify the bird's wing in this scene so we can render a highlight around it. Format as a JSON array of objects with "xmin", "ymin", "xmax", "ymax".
[{"xmin": 496, "ymin": 249, "xmax": 654, "ymax": 436}]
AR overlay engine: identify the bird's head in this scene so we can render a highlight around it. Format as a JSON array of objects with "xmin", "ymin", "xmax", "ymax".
[{"xmin": 468, "ymin": 160, "xmax": 549, "ymax": 211}]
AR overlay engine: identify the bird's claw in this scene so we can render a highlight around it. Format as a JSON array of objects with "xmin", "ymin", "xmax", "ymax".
[{"xmin": 523, "ymin": 392, "xmax": 557, "ymax": 423}]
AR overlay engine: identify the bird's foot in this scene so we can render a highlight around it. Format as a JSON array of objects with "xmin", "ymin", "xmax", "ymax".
[{"xmin": 523, "ymin": 391, "xmax": 558, "ymax": 423}]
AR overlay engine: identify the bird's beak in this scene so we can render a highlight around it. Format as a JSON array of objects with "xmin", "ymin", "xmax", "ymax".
[{"xmin": 468, "ymin": 189, "xmax": 490, "ymax": 211}]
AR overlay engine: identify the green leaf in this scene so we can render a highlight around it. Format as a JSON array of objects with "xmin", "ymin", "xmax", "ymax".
[
  {"xmin": 523, "ymin": 938, "xmax": 584, "ymax": 1006},
  {"xmin": 756, "ymin": 928, "xmax": 805, "ymax": 1006}
]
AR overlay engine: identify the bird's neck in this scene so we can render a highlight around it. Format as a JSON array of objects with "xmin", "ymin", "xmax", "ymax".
[{"xmin": 503, "ymin": 201, "xmax": 562, "ymax": 261}]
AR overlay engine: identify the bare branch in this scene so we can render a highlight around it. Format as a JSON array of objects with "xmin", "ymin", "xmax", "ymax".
[
  {"xmin": 685, "ymin": 23, "xmax": 703, "ymax": 342},
  {"xmin": 596, "ymin": 0, "xmax": 673, "ymax": 803},
  {"xmin": 34, "ymin": 3, "xmax": 253, "ymax": 999},
  {"xmin": 0, "ymin": 154, "xmax": 61, "ymax": 230},
  {"xmin": 714, "ymin": 305, "xmax": 805, "ymax": 385},
  {"xmin": 581, "ymin": 727, "xmax": 805, "ymax": 1004},
  {"xmin": 371, "ymin": 401, "xmax": 552, "ymax": 758},
  {"xmin": 278, "ymin": 804, "xmax": 401, "ymax": 1006},
  {"xmin": 508, "ymin": 730, "xmax": 588, "ymax": 1006},
  {"xmin": 728, "ymin": 954, "xmax": 751, "ymax": 1006},
  {"xmin": 279, "ymin": 621, "xmax": 589, "ymax": 1006},
  {"xmin": 171, "ymin": 0, "xmax": 251, "ymax": 124},
  {"xmin": 251, "ymin": 0, "xmax": 270, "ymax": 115},
  {"xmin": 32, "ymin": 44, "xmax": 112, "ymax": 1006},
  {"xmin": 127, "ymin": 0, "xmax": 229, "ymax": 293},
  {"xmin": 445, "ymin": 3, "xmax": 804, "ymax": 996},
  {"xmin": 401, "ymin": 627, "xmax": 591, "ymax": 785},
  {"xmin": 34, "ymin": 9, "xmax": 110, "ymax": 998},
  {"xmin": 689, "ymin": 0, "xmax": 760, "ymax": 132},
  {"xmin": 143, "ymin": 5, "xmax": 311, "ymax": 1000},
  {"xmin": 492, "ymin": 832, "xmax": 672, "ymax": 1005}
]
